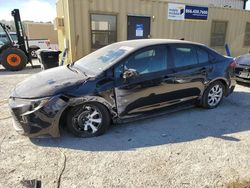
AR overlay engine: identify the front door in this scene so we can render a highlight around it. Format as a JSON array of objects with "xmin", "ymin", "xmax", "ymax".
[
  {"xmin": 114, "ymin": 45, "xmax": 177, "ymax": 118},
  {"xmin": 127, "ymin": 16, "xmax": 151, "ymax": 40}
]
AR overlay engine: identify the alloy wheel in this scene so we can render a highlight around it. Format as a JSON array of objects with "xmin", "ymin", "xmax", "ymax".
[
  {"xmin": 208, "ymin": 84, "xmax": 223, "ymax": 107},
  {"xmin": 31, "ymin": 50, "xmax": 37, "ymax": 58},
  {"xmin": 72, "ymin": 105, "xmax": 103, "ymax": 134}
]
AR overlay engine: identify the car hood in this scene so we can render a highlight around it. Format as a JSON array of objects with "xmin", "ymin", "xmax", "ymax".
[
  {"xmin": 236, "ymin": 54, "xmax": 250, "ymax": 66},
  {"xmin": 10, "ymin": 65, "xmax": 90, "ymax": 99}
]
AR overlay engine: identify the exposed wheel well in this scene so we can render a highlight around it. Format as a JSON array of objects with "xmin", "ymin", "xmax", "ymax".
[
  {"xmin": 59, "ymin": 106, "xmax": 71, "ymax": 129},
  {"xmin": 58, "ymin": 101, "xmax": 112, "ymax": 130}
]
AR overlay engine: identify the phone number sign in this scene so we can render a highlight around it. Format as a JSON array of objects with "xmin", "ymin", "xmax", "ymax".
[
  {"xmin": 185, "ymin": 5, "xmax": 208, "ymax": 20},
  {"xmin": 168, "ymin": 3, "xmax": 208, "ymax": 21}
]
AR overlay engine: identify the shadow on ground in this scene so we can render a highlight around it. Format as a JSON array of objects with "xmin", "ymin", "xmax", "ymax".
[
  {"xmin": 31, "ymin": 90, "xmax": 250, "ymax": 151},
  {"xmin": 236, "ymin": 81, "xmax": 250, "ymax": 87},
  {"xmin": 0, "ymin": 65, "xmax": 41, "ymax": 75}
]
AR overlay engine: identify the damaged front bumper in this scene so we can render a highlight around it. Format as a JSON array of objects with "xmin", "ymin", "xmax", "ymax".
[{"xmin": 9, "ymin": 96, "xmax": 68, "ymax": 137}]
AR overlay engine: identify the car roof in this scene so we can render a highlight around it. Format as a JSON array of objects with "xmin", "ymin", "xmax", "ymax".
[{"xmin": 114, "ymin": 39, "xmax": 204, "ymax": 50}]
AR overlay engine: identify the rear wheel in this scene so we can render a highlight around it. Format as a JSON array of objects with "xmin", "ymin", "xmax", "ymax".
[
  {"xmin": 0, "ymin": 48, "xmax": 27, "ymax": 71},
  {"xmin": 202, "ymin": 81, "xmax": 225, "ymax": 109},
  {"xmin": 66, "ymin": 102, "xmax": 111, "ymax": 138}
]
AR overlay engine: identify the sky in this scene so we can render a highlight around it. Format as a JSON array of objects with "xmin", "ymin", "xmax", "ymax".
[
  {"xmin": 0, "ymin": 0, "xmax": 56, "ymax": 22},
  {"xmin": 0, "ymin": 0, "xmax": 250, "ymax": 22}
]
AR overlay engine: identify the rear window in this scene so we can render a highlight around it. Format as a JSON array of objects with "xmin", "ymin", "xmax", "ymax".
[{"xmin": 171, "ymin": 45, "xmax": 198, "ymax": 68}]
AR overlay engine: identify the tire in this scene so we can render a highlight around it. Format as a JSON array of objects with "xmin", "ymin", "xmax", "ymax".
[
  {"xmin": 0, "ymin": 48, "xmax": 27, "ymax": 71},
  {"xmin": 66, "ymin": 102, "xmax": 111, "ymax": 138},
  {"xmin": 29, "ymin": 48, "xmax": 39, "ymax": 59},
  {"xmin": 201, "ymin": 81, "xmax": 225, "ymax": 109}
]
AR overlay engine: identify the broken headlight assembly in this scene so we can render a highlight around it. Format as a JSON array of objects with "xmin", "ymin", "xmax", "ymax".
[{"xmin": 9, "ymin": 97, "xmax": 50, "ymax": 115}]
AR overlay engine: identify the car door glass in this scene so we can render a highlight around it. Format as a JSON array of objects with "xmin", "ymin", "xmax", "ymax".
[
  {"xmin": 125, "ymin": 45, "xmax": 167, "ymax": 75},
  {"xmin": 172, "ymin": 45, "xmax": 198, "ymax": 68},
  {"xmin": 196, "ymin": 47, "xmax": 209, "ymax": 64}
]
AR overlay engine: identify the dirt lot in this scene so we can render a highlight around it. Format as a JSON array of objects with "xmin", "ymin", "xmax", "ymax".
[{"xmin": 0, "ymin": 62, "xmax": 250, "ymax": 188}]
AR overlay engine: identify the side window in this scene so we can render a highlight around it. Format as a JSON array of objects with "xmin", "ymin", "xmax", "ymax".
[
  {"xmin": 134, "ymin": 50, "xmax": 155, "ymax": 60},
  {"xmin": 196, "ymin": 47, "xmax": 209, "ymax": 64},
  {"xmin": 172, "ymin": 45, "xmax": 198, "ymax": 68},
  {"xmin": 90, "ymin": 14, "xmax": 117, "ymax": 50},
  {"xmin": 124, "ymin": 45, "xmax": 167, "ymax": 75}
]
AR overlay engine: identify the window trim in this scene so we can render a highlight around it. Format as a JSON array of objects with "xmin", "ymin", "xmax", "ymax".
[
  {"xmin": 210, "ymin": 20, "xmax": 228, "ymax": 47},
  {"xmin": 90, "ymin": 13, "xmax": 118, "ymax": 50}
]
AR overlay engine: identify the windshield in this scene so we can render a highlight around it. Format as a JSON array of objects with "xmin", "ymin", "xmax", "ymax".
[
  {"xmin": 0, "ymin": 25, "xmax": 11, "ymax": 47},
  {"xmin": 73, "ymin": 43, "xmax": 134, "ymax": 75}
]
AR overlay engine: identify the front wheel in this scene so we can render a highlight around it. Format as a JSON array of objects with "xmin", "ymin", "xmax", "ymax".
[
  {"xmin": 66, "ymin": 102, "xmax": 111, "ymax": 138},
  {"xmin": 0, "ymin": 48, "xmax": 27, "ymax": 71},
  {"xmin": 202, "ymin": 81, "xmax": 225, "ymax": 109}
]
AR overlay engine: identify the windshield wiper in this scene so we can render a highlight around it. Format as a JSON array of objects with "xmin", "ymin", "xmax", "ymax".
[
  {"xmin": 66, "ymin": 64, "xmax": 79, "ymax": 73},
  {"xmin": 70, "ymin": 61, "xmax": 75, "ymax": 66},
  {"xmin": 80, "ymin": 70, "xmax": 88, "ymax": 77}
]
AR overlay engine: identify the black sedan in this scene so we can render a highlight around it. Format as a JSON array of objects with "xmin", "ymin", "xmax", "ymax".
[
  {"xmin": 235, "ymin": 54, "xmax": 250, "ymax": 83},
  {"xmin": 9, "ymin": 39, "xmax": 236, "ymax": 138}
]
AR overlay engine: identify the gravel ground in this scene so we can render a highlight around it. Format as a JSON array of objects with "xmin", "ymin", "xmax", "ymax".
[{"xmin": 0, "ymin": 61, "xmax": 249, "ymax": 188}]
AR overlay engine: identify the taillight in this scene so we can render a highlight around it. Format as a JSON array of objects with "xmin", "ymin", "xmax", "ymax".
[{"xmin": 229, "ymin": 59, "xmax": 237, "ymax": 69}]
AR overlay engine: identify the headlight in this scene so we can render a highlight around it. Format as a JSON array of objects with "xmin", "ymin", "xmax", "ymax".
[{"xmin": 9, "ymin": 97, "xmax": 50, "ymax": 115}]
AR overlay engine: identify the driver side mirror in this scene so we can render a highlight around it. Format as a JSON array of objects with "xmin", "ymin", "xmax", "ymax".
[{"xmin": 123, "ymin": 68, "xmax": 138, "ymax": 81}]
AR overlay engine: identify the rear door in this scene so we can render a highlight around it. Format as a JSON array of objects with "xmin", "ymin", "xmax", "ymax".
[
  {"xmin": 168, "ymin": 44, "xmax": 212, "ymax": 102},
  {"xmin": 127, "ymin": 16, "xmax": 151, "ymax": 40}
]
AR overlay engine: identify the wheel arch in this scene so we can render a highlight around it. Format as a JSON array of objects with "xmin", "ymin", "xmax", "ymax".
[
  {"xmin": 29, "ymin": 45, "xmax": 40, "ymax": 50},
  {"xmin": 207, "ymin": 77, "xmax": 229, "ymax": 96},
  {"xmin": 58, "ymin": 96, "xmax": 117, "ymax": 129}
]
